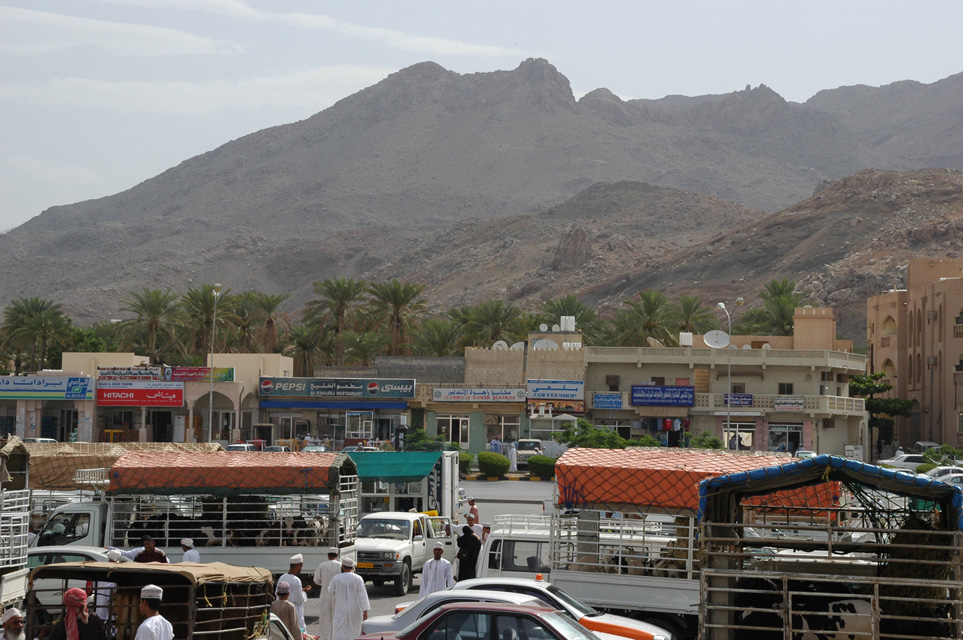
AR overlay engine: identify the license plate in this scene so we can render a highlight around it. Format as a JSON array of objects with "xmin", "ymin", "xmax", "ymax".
[{"xmin": 356, "ymin": 562, "xmax": 374, "ymax": 569}]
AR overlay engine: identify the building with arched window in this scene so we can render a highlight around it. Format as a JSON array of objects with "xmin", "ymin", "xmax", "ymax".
[{"xmin": 867, "ymin": 258, "xmax": 963, "ymax": 449}]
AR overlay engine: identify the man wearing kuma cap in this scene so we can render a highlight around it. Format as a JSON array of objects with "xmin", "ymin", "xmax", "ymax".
[
  {"xmin": 328, "ymin": 557, "xmax": 368, "ymax": 640},
  {"xmin": 135, "ymin": 584, "xmax": 173, "ymax": 640},
  {"xmin": 277, "ymin": 554, "xmax": 310, "ymax": 636},
  {"xmin": 2, "ymin": 607, "xmax": 25, "ymax": 640}
]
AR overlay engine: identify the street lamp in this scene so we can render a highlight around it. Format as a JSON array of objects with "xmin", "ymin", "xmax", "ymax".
[
  {"xmin": 208, "ymin": 283, "xmax": 222, "ymax": 443},
  {"xmin": 717, "ymin": 298, "xmax": 744, "ymax": 438}
]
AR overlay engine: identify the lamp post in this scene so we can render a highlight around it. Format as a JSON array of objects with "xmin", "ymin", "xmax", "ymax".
[
  {"xmin": 717, "ymin": 297, "xmax": 744, "ymax": 437},
  {"xmin": 208, "ymin": 283, "xmax": 222, "ymax": 443}
]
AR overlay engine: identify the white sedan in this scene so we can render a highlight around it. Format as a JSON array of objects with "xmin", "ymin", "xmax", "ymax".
[
  {"xmin": 877, "ymin": 453, "xmax": 926, "ymax": 471},
  {"xmin": 363, "ymin": 590, "xmax": 544, "ymax": 634},
  {"xmin": 925, "ymin": 465, "xmax": 963, "ymax": 479}
]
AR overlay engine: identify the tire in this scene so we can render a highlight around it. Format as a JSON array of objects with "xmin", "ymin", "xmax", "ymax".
[
  {"xmin": 372, "ymin": 579, "xmax": 385, "ymax": 587},
  {"xmin": 393, "ymin": 559, "xmax": 412, "ymax": 596}
]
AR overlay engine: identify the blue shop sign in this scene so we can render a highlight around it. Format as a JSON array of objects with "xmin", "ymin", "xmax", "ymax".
[
  {"xmin": 631, "ymin": 385, "xmax": 694, "ymax": 406},
  {"xmin": 725, "ymin": 393, "xmax": 753, "ymax": 407},
  {"xmin": 593, "ymin": 393, "xmax": 623, "ymax": 410}
]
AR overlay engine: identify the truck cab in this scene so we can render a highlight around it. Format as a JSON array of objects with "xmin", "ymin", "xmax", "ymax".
[{"xmin": 355, "ymin": 512, "xmax": 456, "ymax": 596}]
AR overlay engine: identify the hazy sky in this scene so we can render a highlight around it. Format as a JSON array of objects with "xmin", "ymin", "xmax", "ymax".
[{"xmin": 2, "ymin": 0, "xmax": 961, "ymax": 232}]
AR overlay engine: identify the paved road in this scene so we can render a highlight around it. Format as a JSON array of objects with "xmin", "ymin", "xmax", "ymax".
[{"xmin": 304, "ymin": 479, "xmax": 554, "ymax": 629}]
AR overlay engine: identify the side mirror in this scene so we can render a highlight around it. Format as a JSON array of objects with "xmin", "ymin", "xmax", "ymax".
[{"xmin": 413, "ymin": 534, "xmax": 423, "ymax": 541}]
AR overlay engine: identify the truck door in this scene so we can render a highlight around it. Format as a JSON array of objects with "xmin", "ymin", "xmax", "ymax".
[{"xmin": 427, "ymin": 516, "xmax": 457, "ymax": 562}]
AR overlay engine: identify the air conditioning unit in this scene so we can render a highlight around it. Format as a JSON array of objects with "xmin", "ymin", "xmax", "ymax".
[
  {"xmin": 927, "ymin": 311, "xmax": 938, "ymax": 320},
  {"xmin": 928, "ymin": 356, "xmax": 938, "ymax": 365}
]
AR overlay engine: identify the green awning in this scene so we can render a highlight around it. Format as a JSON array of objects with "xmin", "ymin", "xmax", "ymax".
[{"xmin": 347, "ymin": 451, "xmax": 441, "ymax": 482}]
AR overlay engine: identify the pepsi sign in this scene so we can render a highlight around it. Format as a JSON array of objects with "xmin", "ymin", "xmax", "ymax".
[{"xmin": 258, "ymin": 377, "xmax": 415, "ymax": 398}]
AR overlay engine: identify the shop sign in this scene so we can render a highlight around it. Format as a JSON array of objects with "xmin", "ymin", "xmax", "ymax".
[
  {"xmin": 725, "ymin": 393, "xmax": 754, "ymax": 407},
  {"xmin": 773, "ymin": 396, "xmax": 805, "ymax": 412},
  {"xmin": 259, "ymin": 377, "xmax": 416, "ymax": 399},
  {"xmin": 0, "ymin": 376, "xmax": 93, "ymax": 400},
  {"xmin": 433, "ymin": 388, "xmax": 525, "ymax": 402},
  {"xmin": 527, "ymin": 399, "xmax": 585, "ymax": 414},
  {"xmin": 97, "ymin": 380, "xmax": 184, "ymax": 406},
  {"xmin": 97, "ymin": 366, "xmax": 163, "ymax": 380},
  {"xmin": 526, "ymin": 379, "xmax": 584, "ymax": 400},
  {"xmin": 631, "ymin": 385, "xmax": 694, "ymax": 406},
  {"xmin": 166, "ymin": 366, "xmax": 234, "ymax": 382},
  {"xmin": 593, "ymin": 393, "xmax": 623, "ymax": 410}
]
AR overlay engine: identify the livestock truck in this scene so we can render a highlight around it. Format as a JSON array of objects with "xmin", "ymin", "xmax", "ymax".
[
  {"xmin": 480, "ymin": 447, "xmax": 809, "ymax": 640},
  {"xmin": 0, "ymin": 436, "xmax": 30, "ymax": 612},
  {"xmin": 32, "ymin": 450, "xmax": 359, "ymax": 578}
]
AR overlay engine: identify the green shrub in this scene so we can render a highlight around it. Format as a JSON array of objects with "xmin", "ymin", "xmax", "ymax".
[
  {"xmin": 689, "ymin": 430, "xmax": 724, "ymax": 449},
  {"xmin": 458, "ymin": 451, "xmax": 474, "ymax": 475},
  {"xmin": 527, "ymin": 455, "xmax": 557, "ymax": 478},
  {"xmin": 916, "ymin": 463, "xmax": 936, "ymax": 474},
  {"xmin": 477, "ymin": 451, "xmax": 510, "ymax": 478}
]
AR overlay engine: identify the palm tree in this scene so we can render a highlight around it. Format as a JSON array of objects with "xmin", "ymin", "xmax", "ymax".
[
  {"xmin": 667, "ymin": 295, "xmax": 718, "ymax": 335},
  {"xmin": 338, "ymin": 330, "xmax": 389, "ymax": 366},
  {"xmin": 739, "ymin": 279, "xmax": 807, "ymax": 336},
  {"xmin": 542, "ymin": 295, "xmax": 602, "ymax": 345},
  {"xmin": 283, "ymin": 324, "xmax": 326, "ymax": 376},
  {"xmin": 1, "ymin": 297, "xmax": 72, "ymax": 370},
  {"xmin": 463, "ymin": 299, "xmax": 525, "ymax": 346},
  {"xmin": 367, "ymin": 280, "xmax": 426, "ymax": 356},
  {"xmin": 175, "ymin": 285, "xmax": 238, "ymax": 358},
  {"xmin": 412, "ymin": 317, "xmax": 465, "ymax": 356},
  {"xmin": 304, "ymin": 278, "xmax": 368, "ymax": 365},
  {"xmin": 118, "ymin": 288, "xmax": 178, "ymax": 363},
  {"xmin": 250, "ymin": 291, "xmax": 290, "ymax": 353},
  {"xmin": 613, "ymin": 290, "xmax": 675, "ymax": 346}
]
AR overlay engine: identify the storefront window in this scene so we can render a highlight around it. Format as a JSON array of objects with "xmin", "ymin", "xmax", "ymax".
[
  {"xmin": 487, "ymin": 415, "xmax": 520, "ymax": 443},
  {"xmin": 724, "ymin": 422, "xmax": 755, "ymax": 450},
  {"xmin": 768, "ymin": 423, "xmax": 802, "ymax": 453},
  {"xmin": 437, "ymin": 414, "xmax": 469, "ymax": 448}
]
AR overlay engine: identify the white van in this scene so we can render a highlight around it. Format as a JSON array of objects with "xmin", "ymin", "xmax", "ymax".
[{"xmin": 480, "ymin": 517, "xmax": 552, "ymax": 579}]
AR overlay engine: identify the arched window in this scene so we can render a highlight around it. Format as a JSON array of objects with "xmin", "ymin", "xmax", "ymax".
[
  {"xmin": 917, "ymin": 353, "xmax": 922, "ymax": 384},
  {"xmin": 882, "ymin": 359, "xmax": 896, "ymax": 380},
  {"xmin": 882, "ymin": 315, "xmax": 897, "ymax": 337},
  {"xmin": 908, "ymin": 357, "xmax": 913, "ymax": 383}
]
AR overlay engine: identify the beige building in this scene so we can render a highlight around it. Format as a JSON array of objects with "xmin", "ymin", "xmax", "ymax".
[{"xmin": 867, "ymin": 258, "xmax": 963, "ymax": 448}]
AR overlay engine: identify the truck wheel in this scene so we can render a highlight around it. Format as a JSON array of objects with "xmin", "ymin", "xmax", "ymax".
[{"xmin": 393, "ymin": 559, "xmax": 411, "ymax": 596}]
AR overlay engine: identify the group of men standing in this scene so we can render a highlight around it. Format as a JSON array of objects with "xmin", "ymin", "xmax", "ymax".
[{"xmin": 274, "ymin": 551, "xmax": 370, "ymax": 640}]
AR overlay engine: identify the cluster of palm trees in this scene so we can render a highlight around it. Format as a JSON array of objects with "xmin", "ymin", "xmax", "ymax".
[{"xmin": 0, "ymin": 278, "xmax": 806, "ymax": 376}]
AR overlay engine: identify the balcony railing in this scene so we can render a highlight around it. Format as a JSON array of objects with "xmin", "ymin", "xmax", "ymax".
[{"xmin": 693, "ymin": 393, "xmax": 865, "ymax": 416}]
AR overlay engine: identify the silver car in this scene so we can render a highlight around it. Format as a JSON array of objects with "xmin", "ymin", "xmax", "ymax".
[
  {"xmin": 28, "ymin": 545, "xmax": 111, "ymax": 619},
  {"xmin": 362, "ymin": 590, "xmax": 543, "ymax": 634}
]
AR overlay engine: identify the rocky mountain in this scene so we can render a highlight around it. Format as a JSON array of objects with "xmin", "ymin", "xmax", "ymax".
[{"xmin": 0, "ymin": 59, "xmax": 961, "ymax": 341}]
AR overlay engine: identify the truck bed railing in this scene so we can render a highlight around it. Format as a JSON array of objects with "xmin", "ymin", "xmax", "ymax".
[
  {"xmin": 73, "ymin": 467, "xmax": 110, "ymax": 488},
  {"xmin": 0, "ymin": 489, "xmax": 30, "ymax": 568}
]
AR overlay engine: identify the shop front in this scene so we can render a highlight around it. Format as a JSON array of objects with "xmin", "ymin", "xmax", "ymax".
[
  {"xmin": 96, "ymin": 379, "xmax": 184, "ymax": 442},
  {"xmin": 0, "ymin": 376, "xmax": 95, "ymax": 441},
  {"xmin": 426, "ymin": 387, "xmax": 526, "ymax": 453},
  {"xmin": 258, "ymin": 377, "xmax": 416, "ymax": 449},
  {"xmin": 526, "ymin": 379, "xmax": 585, "ymax": 441},
  {"xmin": 630, "ymin": 384, "xmax": 693, "ymax": 446}
]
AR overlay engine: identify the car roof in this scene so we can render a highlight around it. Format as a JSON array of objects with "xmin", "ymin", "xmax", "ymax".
[
  {"xmin": 427, "ymin": 590, "xmax": 541, "ymax": 604},
  {"xmin": 437, "ymin": 602, "xmax": 554, "ymax": 614},
  {"xmin": 29, "ymin": 545, "xmax": 110, "ymax": 556},
  {"xmin": 454, "ymin": 577, "xmax": 549, "ymax": 589}
]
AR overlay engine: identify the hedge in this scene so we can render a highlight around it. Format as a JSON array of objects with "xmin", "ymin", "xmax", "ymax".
[
  {"xmin": 477, "ymin": 451, "xmax": 510, "ymax": 478},
  {"xmin": 527, "ymin": 455, "xmax": 557, "ymax": 478},
  {"xmin": 458, "ymin": 451, "xmax": 474, "ymax": 475}
]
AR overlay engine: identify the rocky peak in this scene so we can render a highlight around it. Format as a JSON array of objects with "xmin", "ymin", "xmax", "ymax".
[{"xmin": 552, "ymin": 224, "xmax": 592, "ymax": 271}]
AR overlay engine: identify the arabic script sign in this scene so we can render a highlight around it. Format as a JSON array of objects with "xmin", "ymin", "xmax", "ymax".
[
  {"xmin": 259, "ymin": 377, "xmax": 416, "ymax": 398},
  {"xmin": 773, "ymin": 396, "xmax": 805, "ymax": 412},
  {"xmin": 0, "ymin": 376, "xmax": 93, "ymax": 400},
  {"xmin": 630, "ymin": 385, "xmax": 695, "ymax": 406},
  {"xmin": 592, "ymin": 393, "xmax": 623, "ymax": 410},
  {"xmin": 526, "ymin": 379, "xmax": 585, "ymax": 400},
  {"xmin": 433, "ymin": 388, "xmax": 526, "ymax": 402},
  {"xmin": 96, "ymin": 380, "xmax": 184, "ymax": 406}
]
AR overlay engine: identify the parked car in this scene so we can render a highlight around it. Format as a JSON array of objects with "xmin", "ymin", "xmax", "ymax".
[
  {"xmin": 301, "ymin": 445, "xmax": 329, "ymax": 453},
  {"xmin": 933, "ymin": 473, "xmax": 963, "ymax": 486},
  {"xmin": 343, "ymin": 445, "xmax": 379, "ymax": 453},
  {"xmin": 913, "ymin": 440, "xmax": 940, "ymax": 453},
  {"xmin": 515, "ymin": 439, "xmax": 543, "ymax": 468},
  {"xmin": 794, "ymin": 450, "xmax": 816, "ymax": 460},
  {"xmin": 22, "ymin": 438, "xmax": 57, "ymax": 443},
  {"xmin": 877, "ymin": 452, "xmax": 926, "ymax": 471},
  {"xmin": 263, "ymin": 445, "xmax": 291, "ymax": 452},
  {"xmin": 450, "ymin": 577, "xmax": 675, "ymax": 640},
  {"xmin": 225, "ymin": 443, "xmax": 258, "ymax": 452},
  {"xmin": 357, "ymin": 602, "xmax": 661, "ymax": 640},
  {"xmin": 364, "ymin": 590, "xmax": 544, "ymax": 633},
  {"xmin": 924, "ymin": 465, "xmax": 963, "ymax": 478}
]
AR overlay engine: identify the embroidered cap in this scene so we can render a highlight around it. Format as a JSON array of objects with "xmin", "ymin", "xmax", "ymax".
[{"xmin": 140, "ymin": 584, "xmax": 163, "ymax": 600}]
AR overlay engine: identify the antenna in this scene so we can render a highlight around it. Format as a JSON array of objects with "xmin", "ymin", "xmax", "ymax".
[{"xmin": 703, "ymin": 330, "xmax": 730, "ymax": 349}]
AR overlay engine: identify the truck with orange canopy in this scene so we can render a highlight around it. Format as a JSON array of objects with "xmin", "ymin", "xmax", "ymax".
[
  {"xmin": 481, "ymin": 447, "xmax": 839, "ymax": 640},
  {"xmin": 30, "ymin": 450, "xmax": 359, "ymax": 578}
]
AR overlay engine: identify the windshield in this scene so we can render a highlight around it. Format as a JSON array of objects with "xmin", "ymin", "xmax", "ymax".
[
  {"xmin": 517, "ymin": 441, "xmax": 540, "ymax": 451},
  {"xmin": 541, "ymin": 611, "xmax": 602, "ymax": 640},
  {"xmin": 358, "ymin": 518, "xmax": 411, "ymax": 540},
  {"xmin": 547, "ymin": 584, "xmax": 598, "ymax": 617}
]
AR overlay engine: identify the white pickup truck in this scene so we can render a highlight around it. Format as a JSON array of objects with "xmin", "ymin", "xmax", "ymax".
[{"xmin": 354, "ymin": 511, "xmax": 457, "ymax": 595}]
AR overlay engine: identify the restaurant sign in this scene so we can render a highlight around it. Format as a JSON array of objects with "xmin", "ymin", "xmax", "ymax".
[
  {"xmin": 259, "ymin": 377, "xmax": 416, "ymax": 399},
  {"xmin": 433, "ymin": 388, "xmax": 526, "ymax": 402}
]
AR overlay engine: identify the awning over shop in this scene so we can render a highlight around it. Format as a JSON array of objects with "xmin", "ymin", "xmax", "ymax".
[
  {"xmin": 348, "ymin": 451, "xmax": 441, "ymax": 483},
  {"xmin": 259, "ymin": 401, "xmax": 408, "ymax": 410}
]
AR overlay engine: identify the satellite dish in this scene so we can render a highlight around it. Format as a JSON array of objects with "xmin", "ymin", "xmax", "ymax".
[
  {"xmin": 492, "ymin": 340, "xmax": 509, "ymax": 350},
  {"xmin": 533, "ymin": 338, "xmax": 559, "ymax": 350},
  {"xmin": 703, "ymin": 330, "xmax": 730, "ymax": 349},
  {"xmin": 761, "ymin": 343, "xmax": 771, "ymax": 350},
  {"xmin": 742, "ymin": 344, "xmax": 751, "ymax": 350},
  {"xmin": 552, "ymin": 324, "xmax": 561, "ymax": 332},
  {"xmin": 539, "ymin": 324, "xmax": 549, "ymax": 332},
  {"xmin": 646, "ymin": 337, "xmax": 665, "ymax": 347},
  {"xmin": 510, "ymin": 342, "xmax": 525, "ymax": 351}
]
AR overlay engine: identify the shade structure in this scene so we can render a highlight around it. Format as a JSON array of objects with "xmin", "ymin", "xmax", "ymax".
[{"xmin": 347, "ymin": 451, "xmax": 441, "ymax": 482}]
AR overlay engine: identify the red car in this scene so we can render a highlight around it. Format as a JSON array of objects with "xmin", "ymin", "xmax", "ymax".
[{"xmin": 357, "ymin": 602, "xmax": 618, "ymax": 640}]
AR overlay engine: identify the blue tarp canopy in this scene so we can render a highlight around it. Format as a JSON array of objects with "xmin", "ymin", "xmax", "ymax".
[
  {"xmin": 698, "ymin": 454, "xmax": 963, "ymax": 531},
  {"xmin": 347, "ymin": 451, "xmax": 441, "ymax": 483}
]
